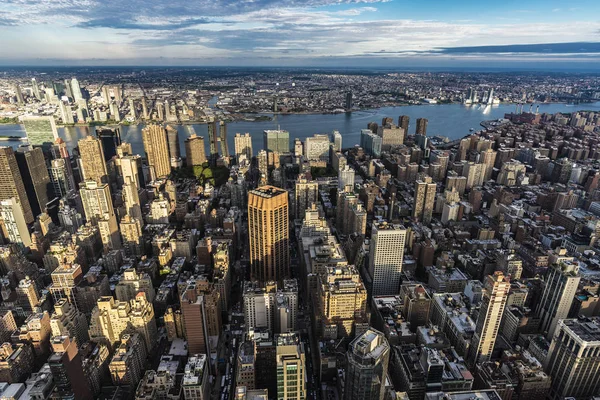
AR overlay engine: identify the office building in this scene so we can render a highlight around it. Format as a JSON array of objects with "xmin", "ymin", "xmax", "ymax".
[
  {"xmin": 78, "ymin": 136, "xmax": 108, "ymax": 184},
  {"xmin": 276, "ymin": 333, "xmax": 306, "ymax": 400},
  {"xmin": 536, "ymin": 262, "xmax": 580, "ymax": 339},
  {"xmin": 120, "ymin": 215, "xmax": 144, "ymax": 257},
  {"xmin": 361, "ymin": 129, "xmax": 382, "ymax": 158},
  {"xmin": 305, "ymin": 134, "xmax": 331, "ymax": 163},
  {"xmin": 236, "ymin": 386, "xmax": 268, "ymax": 400},
  {"xmin": 243, "ymin": 280, "xmax": 298, "ymax": 334},
  {"xmin": 70, "ymin": 77, "xmax": 83, "ymax": 102},
  {"xmin": 468, "ymin": 272, "xmax": 510, "ymax": 366},
  {"xmin": 248, "ymin": 186, "xmax": 290, "ymax": 282},
  {"xmin": 0, "ymin": 342, "xmax": 34, "ymax": 384},
  {"xmin": 237, "ymin": 341, "xmax": 256, "ymax": 390},
  {"xmin": 316, "ymin": 265, "xmax": 368, "ymax": 339},
  {"xmin": 142, "ymin": 124, "xmax": 171, "ymax": 179},
  {"xmin": 16, "ymin": 276, "xmax": 39, "ymax": 313},
  {"xmin": 480, "ymin": 149, "xmax": 497, "ymax": 182},
  {"xmin": 180, "ymin": 278, "xmax": 222, "ymax": 355},
  {"xmin": 96, "ymin": 127, "xmax": 121, "ymax": 162},
  {"xmin": 344, "ymin": 328, "xmax": 390, "ymax": 400},
  {"xmin": 416, "ymin": 118, "xmax": 428, "ymax": 135},
  {"xmin": 378, "ymin": 122, "xmax": 404, "ymax": 150},
  {"xmin": 14, "ymin": 145, "xmax": 50, "ymax": 218},
  {"xmin": 295, "ymin": 177, "xmax": 318, "ymax": 219},
  {"xmin": 49, "ymin": 158, "xmax": 74, "ymax": 198},
  {"xmin": 235, "ymin": 133, "xmax": 253, "ymax": 164},
  {"xmin": 48, "ymin": 336, "xmax": 93, "ymax": 400},
  {"xmin": 413, "ymin": 176, "xmax": 437, "ymax": 224},
  {"xmin": 79, "ymin": 180, "xmax": 120, "ymax": 251},
  {"xmin": 263, "ymin": 130, "xmax": 290, "ymax": 154},
  {"xmin": 545, "ymin": 317, "xmax": 600, "ymax": 400},
  {"xmin": 332, "ymin": 130, "xmax": 342, "ymax": 152},
  {"xmin": 185, "ymin": 134, "xmax": 207, "ymax": 167},
  {"xmin": 22, "ymin": 116, "xmax": 58, "ymax": 148},
  {"xmin": 219, "ymin": 120, "xmax": 230, "ymax": 157},
  {"xmin": 369, "ymin": 222, "xmax": 407, "ymax": 296},
  {"xmin": 0, "ymin": 198, "xmax": 31, "ymax": 247}
]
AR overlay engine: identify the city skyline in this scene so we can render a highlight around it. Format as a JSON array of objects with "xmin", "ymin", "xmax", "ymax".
[{"xmin": 1, "ymin": 0, "xmax": 600, "ymax": 69}]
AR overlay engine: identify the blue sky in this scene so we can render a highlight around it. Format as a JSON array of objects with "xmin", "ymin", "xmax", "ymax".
[{"xmin": 1, "ymin": 0, "xmax": 599, "ymax": 68}]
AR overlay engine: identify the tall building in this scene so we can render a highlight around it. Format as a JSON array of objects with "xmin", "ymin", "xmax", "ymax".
[
  {"xmin": 96, "ymin": 128, "xmax": 121, "ymax": 162},
  {"xmin": 305, "ymin": 134, "xmax": 331, "ymax": 163},
  {"xmin": 345, "ymin": 92, "xmax": 353, "ymax": 110},
  {"xmin": 142, "ymin": 124, "xmax": 171, "ymax": 180},
  {"xmin": 22, "ymin": 116, "xmax": 58, "ymax": 149},
  {"xmin": 185, "ymin": 134, "xmax": 207, "ymax": 167},
  {"xmin": 166, "ymin": 125, "xmax": 181, "ymax": 160},
  {"xmin": 545, "ymin": 317, "xmax": 600, "ymax": 400},
  {"xmin": 377, "ymin": 122, "xmax": 404, "ymax": 150},
  {"xmin": 109, "ymin": 333, "xmax": 148, "ymax": 388},
  {"xmin": 79, "ymin": 181, "xmax": 120, "ymax": 251},
  {"xmin": 413, "ymin": 176, "xmax": 436, "ymax": 224},
  {"xmin": 16, "ymin": 276, "xmax": 39, "ymax": 313},
  {"xmin": 180, "ymin": 281, "xmax": 221, "ymax": 356},
  {"xmin": 48, "ymin": 336, "xmax": 93, "ymax": 400},
  {"xmin": 276, "ymin": 333, "xmax": 306, "ymax": 400},
  {"xmin": 263, "ymin": 130, "xmax": 290, "ymax": 154},
  {"xmin": 0, "ymin": 147, "xmax": 33, "ymax": 223},
  {"xmin": 339, "ymin": 165, "xmax": 356, "ymax": 190},
  {"xmin": 360, "ymin": 129, "xmax": 382, "ymax": 158},
  {"xmin": 369, "ymin": 221, "xmax": 407, "ymax": 296},
  {"xmin": 536, "ymin": 262, "xmax": 580, "ymax": 340},
  {"xmin": 316, "ymin": 265, "xmax": 368, "ymax": 339},
  {"xmin": 248, "ymin": 186, "xmax": 290, "ymax": 282},
  {"xmin": 78, "ymin": 136, "xmax": 108, "ymax": 184},
  {"xmin": 332, "ymin": 130, "xmax": 342, "ymax": 152},
  {"xmin": 416, "ymin": 118, "xmax": 428, "ymax": 135},
  {"xmin": 294, "ymin": 177, "xmax": 318, "ymax": 219},
  {"xmin": 50, "ymin": 298, "xmax": 89, "ymax": 347},
  {"xmin": 0, "ymin": 198, "xmax": 32, "ymax": 247},
  {"xmin": 398, "ymin": 115, "xmax": 409, "ymax": 132},
  {"xmin": 235, "ymin": 133, "xmax": 253, "ymax": 163},
  {"xmin": 15, "ymin": 145, "xmax": 51, "ymax": 218},
  {"xmin": 70, "ymin": 77, "xmax": 83, "ymax": 102},
  {"xmin": 480, "ymin": 149, "xmax": 497, "ymax": 182},
  {"xmin": 31, "ymin": 78, "xmax": 41, "ymax": 100},
  {"xmin": 344, "ymin": 328, "xmax": 390, "ymax": 400},
  {"xmin": 49, "ymin": 158, "xmax": 74, "ymax": 198},
  {"xmin": 120, "ymin": 215, "xmax": 143, "ymax": 257},
  {"xmin": 468, "ymin": 272, "xmax": 510, "ymax": 366},
  {"xmin": 219, "ymin": 121, "xmax": 230, "ymax": 157}
]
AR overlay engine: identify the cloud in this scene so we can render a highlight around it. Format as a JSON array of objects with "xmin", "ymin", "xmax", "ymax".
[
  {"xmin": 437, "ymin": 42, "xmax": 600, "ymax": 54},
  {"xmin": 75, "ymin": 17, "xmax": 215, "ymax": 30}
]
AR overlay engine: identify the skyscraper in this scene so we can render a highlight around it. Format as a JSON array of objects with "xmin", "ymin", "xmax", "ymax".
[
  {"xmin": 294, "ymin": 177, "xmax": 318, "ymax": 219},
  {"xmin": 31, "ymin": 78, "xmax": 41, "ymax": 100},
  {"xmin": 70, "ymin": 78, "xmax": 83, "ymax": 102},
  {"xmin": 78, "ymin": 136, "xmax": 108, "ymax": 185},
  {"xmin": 536, "ymin": 262, "xmax": 580, "ymax": 340},
  {"xmin": 338, "ymin": 165, "xmax": 356, "ymax": 191},
  {"xmin": 120, "ymin": 215, "xmax": 143, "ymax": 257},
  {"xmin": 276, "ymin": 333, "xmax": 306, "ymax": 400},
  {"xmin": 96, "ymin": 128, "xmax": 121, "ymax": 162},
  {"xmin": 398, "ymin": 115, "xmax": 409, "ymax": 132},
  {"xmin": 263, "ymin": 130, "xmax": 290, "ymax": 154},
  {"xmin": 332, "ymin": 130, "xmax": 342, "ymax": 152},
  {"xmin": 0, "ymin": 198, "xmax": 32, "ymax": 247},
  {"xmin": 185, "ymin": 134, "xmax": 207, "ymax": 167},
  {"xmin": 219, "ymin": 121, "xmax": 229, "ymax": 157},
  {"xmin": 79, "ymin": 181, "xmax": 120, "ymax": 251},
  {"xmin": 48, "ymin": 336, "xmax": 93, "ymax": 400},
  {"xmin": 248, "ymin": 186, "xmax": 290, "ymax": 282},
  {"xmin": 304, "ymin": 134, "xmax": 331, "ymax": 163},
  {"xmin": 166, "ymin": 125, "xmax": 181, "ymax": 160},
  {"xmin": 22, "ymin": 116, "xmax": 58, "ymax": 149},
  {"xmin": 413, "ymin": 176, "xmax": 436, "ymax": 224},
  {"xmin": 480, "ymin": 149, "xmax": 497, "ymax": 182},
  {"xmin": 14, "ymin": 84, "xmax": 24, "ymax": 105},
  {"xmin": 235, "ymin": 133, "xmax": 253, "ymax": 163},
  {"xmin": 15, "ymin": 145, "xmax": 51, "ymax": 217},
  {"xmin": 345, "ymin": 92, "xmax": 353, "ymax": 110},
  {"xmin": 0, "ymin": 146, "xmax": 33, "ymax": 223},
  {"xmin": 141, "ymin": 97, "xmax": 149, "ymax": 119},
  {"xmin": 545, "ymin": 317, "xmax": 600, "ymax": 400},
  {"xmin": 344, "ymin": 328, "xmax": 390, "ymax": 400},
  {"xmin": 142, "ymin": 124, "xmax": 171, "ymax": 180},
  {"xmin": 468, "ymin": 272, "xmax": 510, "ymax": 366},
  {"xmin": 416, "ymin": 118, "xmax": 428, "ymax": 135},
  {"xmin": 369, "ymin": 221, "xmax": 407, "ymax": 296}
]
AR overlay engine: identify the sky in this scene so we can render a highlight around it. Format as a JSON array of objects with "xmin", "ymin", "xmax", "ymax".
[{"xmin": 1, "ymin": 0, "xmax": 600, "ymax": 69}]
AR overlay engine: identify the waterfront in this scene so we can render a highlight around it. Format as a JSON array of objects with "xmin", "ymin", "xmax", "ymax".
[{"xmin": 2, "ymin": 102, "xmax": 600, "ymax": 156}]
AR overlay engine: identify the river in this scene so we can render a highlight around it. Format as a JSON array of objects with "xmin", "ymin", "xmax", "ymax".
[{"xmin": 2, "ymin": 102, "xmax": 600, "ymax": 156}]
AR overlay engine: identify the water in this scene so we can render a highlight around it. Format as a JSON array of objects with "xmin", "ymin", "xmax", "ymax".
[{"xmin": 2, "ymin": 102, "xmax": 600, "ymax": 155}]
